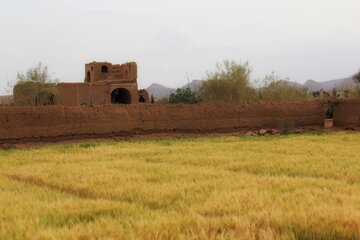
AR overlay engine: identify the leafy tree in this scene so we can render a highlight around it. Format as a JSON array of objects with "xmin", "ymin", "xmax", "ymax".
[
  {"xmin": 200, "ymin": 60, "xmax": 256, "ymax": 103},
  {"xmin": 169, "ymin": 88, "xmax": 200, "ymax": 104},
  {"xmin": 353, "ymin": 69, "xmax": 360, "ymax": 84},
  {"xmin": 351, "ymin": 69, "xmax": 360, "ymax": 97},
  {"xmin": 13, "ymin": 63, "xmax": 58, "ymax": 106},
  {"xmin": 259, "ymin": 73, "xmax": 309, "ymax": 101},
  {"xmin": 16, "ymin": 62, "xmax": 58, "ymax": 83}
]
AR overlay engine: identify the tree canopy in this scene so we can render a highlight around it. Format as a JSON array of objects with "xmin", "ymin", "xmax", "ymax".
[
  {"xmin": 259, "ymin": 73, "xmax": 309, "ymax": 101},
  {"xmin": 200, "ymin": 60, "xmax": 255, "ymax": 103},
  {"xmin": 169, "ymin": 88, "xmax": 200, "ymax": 104},
  {"xmin": 354, "ymin": 69, "xmax": 360, "ymax": 84},
  {"xmin": 16, "ymin": 62, "xmax": 58, "ymax": 84},
  {"xmin": 13, "ymin": 63, "xmax": 58, "ymax": 106}
]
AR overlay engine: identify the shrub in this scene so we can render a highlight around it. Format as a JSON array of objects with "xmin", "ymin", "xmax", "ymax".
[
  {"xmin": 353, "ymin": 69, "xmax": 360, "ymax": 84},
  {"xmin": 13, "ymin": 63, "xmax": 59, "ymax": 106},
  {"xmin": 169, "ymin": 88, "xmax": 200, "ymax": 104},
  {"xmin": 35, "ymin": 89, "xmax": 57, "ymax": 106},
  {"xmin": 16, "ymin": 62, "xmax": 58, "ymax": 84},
  {"xmin": 325, "ymin": 102, "xmax": 335, "ymax": 119},
  {"xmin": 14, "ymin": 82, "xmax": 58, "ymax": 106},
  {"xmin": 279, "ymin": 119, "xmax": 295, "ymax": 135},
  {"xmin": 259, "ymin": 73, "xmax": 309, "ymax": 101},
  {"xmin": 200, "ymin": 60, "xmax": 256, "ymax": 103}
]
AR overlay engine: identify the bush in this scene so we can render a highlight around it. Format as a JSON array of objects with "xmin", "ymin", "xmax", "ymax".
[
  {"xmin": 16, "ymin": 62, "xmax": 58, "ymax": 84},
  {"xmin": 14, "ymin": 82, "xmax": 58, "ymax": 106},
  {"xmin": 35, "ymin": 89, "xmax": 57, "ymax": 106},
  {"xmin": 325, "ymin": 102, "xmax": 335, "ymax": 119},
  {"xmin": 259, "ymin": 73, "xmax": 309, "ymax": 101},
  {"xmin": 169, "ymin": 88, "xmax": 200, "ymax": 104},
  {"xmin": 200, "ymin": 60, "xmax": 256, "ymax": 103},
  {"xmin": 353, "ymin": 69, "xmax": 360, "ymax": 84},
  {"xmin": 13, "ymin": 63, "xmax": 59, "ymax": 106},
  {"xmin": 279, "ymin": 119, "xmax": 295, "ymax": 135}
]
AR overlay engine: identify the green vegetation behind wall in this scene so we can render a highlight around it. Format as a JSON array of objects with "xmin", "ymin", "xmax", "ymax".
[
  {"xmin": 13, "ymin": 82, "xmax": 58, "ymax": 106},
  {"xmin": 200, "ymin": 60, "xmax": 256, "ymax": 103},
  {"xmin": 169, "ymin": 88, "xmax": 201, "ymax": 104},
  {"xmin": 259, "ymin": 73, "xmax": 309, "ymax": 101},
  {"xmin": 199, "ymin": 61, "xmax": 309, "ymax": 103}
]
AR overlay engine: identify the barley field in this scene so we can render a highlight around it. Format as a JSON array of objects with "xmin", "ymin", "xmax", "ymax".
[{"xmin": 1, "ymin": 132, "xmax": 360, "ymax": 240}]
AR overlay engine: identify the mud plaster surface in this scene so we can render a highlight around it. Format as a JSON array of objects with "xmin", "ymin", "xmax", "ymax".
[{"xmin": 0, "ymin": 100, "xmax": 331, "ymax": 145}]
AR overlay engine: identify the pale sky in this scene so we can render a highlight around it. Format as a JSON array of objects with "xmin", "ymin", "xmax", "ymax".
[{"xmin": 1, "ymin": 0, "xmax": 359, "ymax": 94}]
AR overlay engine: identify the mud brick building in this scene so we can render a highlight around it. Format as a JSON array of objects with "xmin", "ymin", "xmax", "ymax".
[{"xmin": 13, "ymin": 61, "xmax": 149, "ymax": 106}]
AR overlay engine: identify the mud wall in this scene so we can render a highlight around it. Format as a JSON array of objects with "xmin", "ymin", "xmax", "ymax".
[
  {"xmin": 14, "ymin": 82, "xmax": 139, "ymax": 106},
  {"xmin": 333, "ymin": 99, "xmax": 360, "ymax": 127},
  {"xmin": 0, "ymin": 101, "xmax": 324, "ymax": 142}
]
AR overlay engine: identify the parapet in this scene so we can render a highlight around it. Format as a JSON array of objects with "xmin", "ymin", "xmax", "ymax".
[{"xmin": 85, "ymin": 61, "xmax": 137, "ymax": 84}]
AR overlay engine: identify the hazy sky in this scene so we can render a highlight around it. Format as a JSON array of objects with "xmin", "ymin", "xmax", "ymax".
[{"xmin": 1, "ymin": 0, "xmax": 359, "ymax": 94}]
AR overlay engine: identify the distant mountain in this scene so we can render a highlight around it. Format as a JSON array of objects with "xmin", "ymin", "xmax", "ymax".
[
  {"xmin": 146, "ymin": 76, "xmax": 357, "ymax": 98},
  {"xmin": 278, "ymin": 77, "xmax": 356, "ymax": 92},
  {"xmin": 303, "ymin": 80, "xmax": 326, "ymax": 91},
  {"xmin": 332, "ymin": 77, "xmax": 357, "ymax": 90},
  {"xmin": 146, "ymin": 83, "xmax": 175, "ymax": 98},
  {"xmin": 181, "ymin": 80, "xmax": 204, "ymax": 91},
  {"xmin": 278, "ymin": 80, "xmax": 304, "ymax": 88},
  {"xmin": 304, "ymin": 77, "xmax": 356, "ymax": 92},
  {"xmin": 146, "ymin": 80, "xmax": 204, "ymax": 98}
]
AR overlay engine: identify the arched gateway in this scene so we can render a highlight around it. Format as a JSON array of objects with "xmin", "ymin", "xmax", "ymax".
[{"xmin": 111, "ymin": 88, "xmax": 132, "ymax": 104}]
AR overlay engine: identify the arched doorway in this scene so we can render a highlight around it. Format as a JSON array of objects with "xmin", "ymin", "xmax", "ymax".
[{"xmin": 111, "ymin": 88, "xmax": 132, "ymax": 104}]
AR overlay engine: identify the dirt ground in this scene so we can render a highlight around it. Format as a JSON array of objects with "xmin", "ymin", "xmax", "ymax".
[{"xmin": 1, "ymin": 126, "xmax": 356, "ymax": 150}]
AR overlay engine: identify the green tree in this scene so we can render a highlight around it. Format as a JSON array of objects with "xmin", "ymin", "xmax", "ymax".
[
  {"xmin": 16, "ymin": 62, "xmax": 58, "ymax": 83},
  {"xmin": 353, "ymin": 69, "xmax": 360, "ymax": 84},
  {"xmin": 200, "ymin": 60, "xmax": 256, "ymax": 103},
  {"xmin": 13, "ymin": 63, "xmax": 58, "ymax": 106},
  {"xmin": 150, "ymin": 95, "xmax": 155, "ymax": 103},
  {"xmin": 259, "ymin": 73, "xmax": 309, "ymax": 101},
  {"xmin": 169, "ymin": 88, "xmax": 200, "ymax": 104}
]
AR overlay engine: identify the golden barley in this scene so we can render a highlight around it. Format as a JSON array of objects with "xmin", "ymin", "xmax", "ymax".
[{"xmin": 0, "ymin": 132, "xmax": 360, "ymax": 239}]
